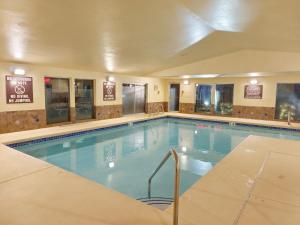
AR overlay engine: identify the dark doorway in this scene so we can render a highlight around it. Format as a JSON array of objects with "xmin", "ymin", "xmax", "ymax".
[{"xmin": 169, "ymin": 84, "xmax": 180, "ymax": 111}]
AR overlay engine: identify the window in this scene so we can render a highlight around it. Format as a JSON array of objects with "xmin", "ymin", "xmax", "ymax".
[
  {"xmin": 215, "ymin": 84, "xmax": 234, "ymax": 115},
  {"xmin": 45, "ymin": 77, "xmax": 70, "ymax": 124},
  {"xmin": 195, "ymin": 85, "xmax": 211, "ymax": 113},
  {"xmin": 275, "ymin": 83, "xmax": 300, "ymax": 121}
]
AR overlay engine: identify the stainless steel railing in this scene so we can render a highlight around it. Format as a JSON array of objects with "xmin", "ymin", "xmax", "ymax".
[{"xmin": 148, "ymin": 149, "xmax": 180, "ymax": 225}]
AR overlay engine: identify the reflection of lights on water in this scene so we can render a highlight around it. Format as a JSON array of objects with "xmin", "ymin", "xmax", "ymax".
[
  {"xmin": 180, "ymin": 154, "xmax": 213, "ymax": 176},
  {"xmin": 181, "ymin": 154, "xmax": 188, "ymax": 161},
  {"xmin": 181, "ymin": 146, "xmax": 187, "ymax": 152},
  {"xmin": 194, "ymin": 130, "xmax": 198, "ymax": 134},
  {"xmin": 108, "ymin": 162, "xmax": 115, "ymax": 168},
  {"xmin": 202, "ymin": 150, "xmax": 208, "ymax": 154},
  {"xmin": 63, "ymin": 142, "xmax": 71, "ymax": 148},
  {"xmin": 75, "ymin": 139, "xmax": 84, "ymax": 143}
]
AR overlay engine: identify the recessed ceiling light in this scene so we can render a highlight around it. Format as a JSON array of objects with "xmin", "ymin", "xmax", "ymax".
[{"xmin": 182, "ymin": 75, "xmax": 190, "ymax": 79}]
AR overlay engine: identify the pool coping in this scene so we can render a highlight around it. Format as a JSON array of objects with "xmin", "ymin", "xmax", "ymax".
[
  {"xmin": 2, "ymin": 112, "xmax": 300, "ymax": 146},
  {"xmin": 1, "ymin": 113, "xmax": 300, "ymax": 225}
]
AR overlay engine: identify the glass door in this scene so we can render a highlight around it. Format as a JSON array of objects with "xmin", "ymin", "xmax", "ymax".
[
  {"xmin": 169, "ymin": 84, "xmax": 180, "ymax": 111},
  {"xmin": 75, "ymin": 79, "xmax": 94, "ymax": 120},
  {"xmin": 215, "ymin": 84, "xmax": 234, "ymax": 115},
  {"xmin": 195, "ymin": 85, "xmax": 212, "ymax": 113},
  {"xmin": 44, "ymin": 77, "xmax": 70, "ymax": 124},
  {"xmin": 122, "ymin": 84, "xmax": 146, "ymax": 115}
]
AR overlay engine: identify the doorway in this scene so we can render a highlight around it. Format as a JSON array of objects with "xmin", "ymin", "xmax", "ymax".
[
  {"xmin": 169, "ymin": 84, "xmax": 180, "ymax": 111},
  {"xmin": 75, "ymin": 79, "xmax": 94, "ymax": 120},
  {"xmin": 44, "ymin": 77, "xmax": 70, "ymax": 124},
  {"xmin": 122, "ymin": 84, "xmax": 146, "ymax": 115}
]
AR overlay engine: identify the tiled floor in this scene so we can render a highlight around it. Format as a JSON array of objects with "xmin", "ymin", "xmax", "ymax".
[{"xmin": 1, "ymin": 113, "xmax": 300, "ymax": 225}]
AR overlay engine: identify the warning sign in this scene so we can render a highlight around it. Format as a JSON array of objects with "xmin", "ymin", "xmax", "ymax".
[
  {"xmin": 6, "ymin": 76, "xmax": 33, "ymax": 104},
  {"xmin": 103, "ymin": 81, "xmax": 116, "ymax": 101}
]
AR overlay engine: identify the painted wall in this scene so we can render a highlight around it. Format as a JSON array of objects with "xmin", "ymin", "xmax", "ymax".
[
  {"xmin": 165, "ymin": 74, "xmax": 300, "ymax": 107},
  {"xmin": 0, "ymin": 63, "xmax": 166, "ymax": 113},
  {"xmin": 152, "ymin": 50, "xmax": 300, "ymax": 76}
]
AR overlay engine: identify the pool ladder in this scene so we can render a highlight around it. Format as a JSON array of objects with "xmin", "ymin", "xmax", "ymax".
[{"xmin": 147, "ymin": 149, "xmax": 180, "ymax": 225}]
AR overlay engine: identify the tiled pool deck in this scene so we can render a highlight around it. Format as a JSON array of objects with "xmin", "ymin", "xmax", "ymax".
[{"xmin": 1, "ymin": 113, "xmax": 300, "ymax": 225}]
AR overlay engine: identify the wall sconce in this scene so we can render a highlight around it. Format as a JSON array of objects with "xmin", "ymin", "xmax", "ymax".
[
  {"xmin": 13, "ymin": 68, "xmax": 26, "ymax": 76},
  {"xmin": 107, "ymin": 76, "xmax": 115, "ymax": 82},
  {"xmin": 250, "ymin": 79, "xmax": 258, "ymax": 85},
  {"xmin": 183, "ymin": 80, "xmax": 189, "ymax": 85},
  {"xmin": 154, "ymin": 84, "xmax": 160, "ymax": 95}
]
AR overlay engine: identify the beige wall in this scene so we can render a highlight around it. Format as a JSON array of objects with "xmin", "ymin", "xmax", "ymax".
[
  {"xmin": 152, "ymin": 50, "xmax": 300, "ymax": 76},
  {"xmin": 1, "ymin": 61, "xmax": 300, "ymax": 113},
  {"xmin": 165, "ymin": 74, "xmax": 300, "ymax": 107},
  {"xmin": 0, "ymin": 63, "xmax": 166, "ymax": 112}
]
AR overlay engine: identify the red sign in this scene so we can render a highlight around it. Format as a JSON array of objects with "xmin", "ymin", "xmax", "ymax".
[
  {"xmin": 6, "ymin": 76, "xmax": 33, "ymax": 104},
  {"xmin": 103, "ymin": 82, "xmax": 116, "ymax": 101},
  {"xmin": 244, "ymin": 85, "xmax": 263, "ymax": 99}
]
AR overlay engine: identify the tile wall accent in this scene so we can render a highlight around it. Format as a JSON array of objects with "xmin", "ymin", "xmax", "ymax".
[
  {"xmin": 179, "ymin": 103, "xmax": 195, "ymax": 114},
  {"xmin": 180, "ymin": 103, "xmax": 276, "ymax": 120},
  {"xmin": 146, "ymin": 102, "xmax": 168, "ymax": 113},
  {"xmin": 95, "ymin": 105, "xmax": 123, "ymax": 120},
  {"xmin": 0, "ymin": 110, "xmax": 46, "ymax": 134},
  {"xmin": 233, "ymin": 105, "xmax": 275, "ymax": 120}
]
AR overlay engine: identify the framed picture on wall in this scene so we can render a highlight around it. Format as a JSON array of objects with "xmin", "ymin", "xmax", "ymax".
[{"xmin": 244, "ymin": 85, "xmax": 263, "ymax": 99}]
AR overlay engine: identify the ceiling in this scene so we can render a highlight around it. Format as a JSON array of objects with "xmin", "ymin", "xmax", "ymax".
[{"xmin": 0, "ymin": 0, "xmax": 300, "ymax": 76}]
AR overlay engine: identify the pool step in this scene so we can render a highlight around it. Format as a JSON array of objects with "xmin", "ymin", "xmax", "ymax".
[{"xmin": 137, "ymin": 197, "xmax": 173, "ymax": 210}]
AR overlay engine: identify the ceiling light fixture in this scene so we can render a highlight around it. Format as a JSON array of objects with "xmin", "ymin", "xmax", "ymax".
[
  {"xmin": 250, "ymin": 79, "xmax": 258, "ymax": 85},
  {"xmin": 13, "ymin": 68, "xmax": 26, "ymax": 76},
  {"xmin": 182, "ymin": 75, "xmax": 190, "ymax": 79},
  {"xmin": 107, "ymin": 76, "xmax": 115, "ymax": 82},
  {"xmin": 183, "ymin": 80, "xmax": 189, "ymax": 85}
]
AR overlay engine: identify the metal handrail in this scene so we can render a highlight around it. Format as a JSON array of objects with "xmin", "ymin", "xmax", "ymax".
[{"xmin": 148, "ymin": 149, "xmax": 180, "ymax": 225}]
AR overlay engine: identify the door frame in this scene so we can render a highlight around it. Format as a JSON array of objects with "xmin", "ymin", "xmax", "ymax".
[{"xmin": 74, "ymin": 79, "xmax": 95, "ymax": 120}]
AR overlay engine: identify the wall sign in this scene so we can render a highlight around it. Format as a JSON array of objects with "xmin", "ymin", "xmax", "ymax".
[
  {"xmin": 6, "ymin": 76, "xmax": 33, "ymax": 104},
  {"xmin": 103, "ymin": 81, "xmax": 116, "ymax": 101},
  {"xmin": 244, "ymin": 85, "xmax": 263, "ymax": 99}
]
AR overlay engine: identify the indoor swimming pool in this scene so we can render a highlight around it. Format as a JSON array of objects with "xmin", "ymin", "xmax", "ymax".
[{"xmin": 11, "ymin": 117, "xmax": 300, "ymax": 201}]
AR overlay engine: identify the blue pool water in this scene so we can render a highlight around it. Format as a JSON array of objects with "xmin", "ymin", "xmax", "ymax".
[{"xmin": 14, "ymin": 117, "xmax": 300, "ymax": 200}]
